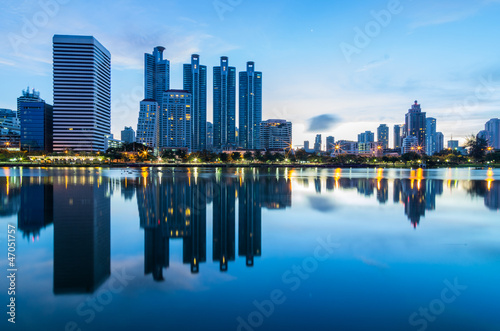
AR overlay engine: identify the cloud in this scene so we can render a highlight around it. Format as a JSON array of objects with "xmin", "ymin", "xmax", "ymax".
[
  {"xmin": 307, "ymin": 114, "xmax": 341, "ymax": 132},
  {"xmin": 356, "ymin": 55, "xmax": 391, "ymax": 73},
  {"xmin": 0, "ymin": 58, "xmax": 15, "ymax": 66}
]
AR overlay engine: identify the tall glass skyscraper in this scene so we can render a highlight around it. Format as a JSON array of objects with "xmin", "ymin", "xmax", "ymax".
[
  {"xmin": 239, "ymin": 62, "xmax": 262, "ymax": 150},
  {"xmin": 405, "ymin": 100, "xmax": 426, "ymax": 151},
  {"xmin": 17, "ymin": 87, "xmax": 43, "ymax": 114},
  {"xmin": 426, "ymin": 117, "xmax": 437, "ymax": 155},
  {"xmin": 377, "ymin": 124, "xmax": 389, "ymax": 150},
  {"xmin": 213, "ymin": 56, "xmax": 236, "ymax": 150},
  {"xmin": 161, "ymin": 90, "xmax": 192, "ymax": 152},
  {"xmin": 183, "ymin": 54, "xmax": 207, "ymax": 152},
  {"xmin": 144, "ymin": 46, "xmax": 170, "ymax": 102},
  {"xmin": 19, "ymin": 101, "xmax": 53, "ymax": 152},
  {"xmin": 53, "ymin": 35, "xmax": 111, "ymax": 152}
]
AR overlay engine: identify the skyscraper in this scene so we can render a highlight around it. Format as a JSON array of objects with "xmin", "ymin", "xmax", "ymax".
[
  {"xmin": 326, "ymin": 136, "xmax": 335, "ymax": 153},
  {"xmin": 17, "ymin": 87, "xmax": 43, "ymax": 114},
  {"xmin": 144, "ymin": 46, "xmax": 170, "ymax": 102},
  {"xmin": 239, "ymin": 62, "xmax": 262, "ymax": 150},
  {"xmin": 121, "ymin": 126, "xmax": 135, "ymax": 144},
  {"xmin": 394, "ymin": 124, "xmax": 404, "ymax": 151},
  {"xmin": 405, "ymin": 100, "xmax": 426, "ymax": 150},
  {"xmin": 136, "ymin": 100, "xmax": 159, "ymax": 148},
  {"xmin": 213, "ymin": 56, "xmax": 236, "ymax": 150},
  {"xmin": 183, "ymin": 54, "xmax": 207, "ymax": 152},
  {"xmin": 161, "ymin": 90, "xmax": 192, "ymax": 151},
  {"xmin": 53, "ymin": 35, "xmax": 111, "ymax": 152},
  {"xmin": 358, "ymin": 131, "xmax": 375, "ymax": 143},
  {"xmin": 485, "ymin": 118, "xmax": 500, "ymax": 149},
  {"xmin": 377, "ymin": 124, "xmax": 389, "ymax": 150},
  {"xmin": 314, "ymin": 134, "xmax": 322, "ymax": 152},
  {"xmin": 435, "ymin": 132, "xmax": 444, "ymax": 153},
  {"xmin": 426, "ymin": 118, "xmax": 437, "ymax": 155},
  {"xmin": 260, "ymin": 119, "xmax": 292, "ymax": 150},
  {"xmin": 19, "ymin": 101, "xmax": 53, "ymax": 152}
]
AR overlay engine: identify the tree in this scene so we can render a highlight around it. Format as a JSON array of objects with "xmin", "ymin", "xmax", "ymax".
[
  {"xmin": 401, "ymin": 152, "xmax": 421, "ymax": 165},
  {"xmin": 243, "ymin": 151, "xmax": 254, "ymax": 162},
  {"xmin": 465, "ymin": 135, "xmax": 488, "ymax": 160},
  {"xmin": 219, "ymin": 153, "xmax": 229, "ymax": 163},
  {"xmin": 295, "ymin": 149, "xmax": 309, "ymax": 162},
  {"xmin": 231, "ymin": 152, "xmax": 242, "ymax": 162}
]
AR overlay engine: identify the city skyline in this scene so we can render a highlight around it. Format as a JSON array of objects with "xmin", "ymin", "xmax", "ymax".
[{"xmin": 2, "ymin": 0, "xmax": 500, "ymax": 147}]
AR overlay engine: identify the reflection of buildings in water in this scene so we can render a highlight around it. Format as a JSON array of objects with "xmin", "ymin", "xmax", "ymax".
[
  {"xmin": 326, "ymin": 177, "xmax": 335, "ymax": 191},
  {"xmin": 0, "ymin": 176, "xmax": 21, "ymax": 217},
  {"xmin": 466, "ymin": 180, "xmax": 500, "ymax": 211},
  {"xmin": 53, "ymin": 177, "xmax": 111, "ymax": 294},
  {"xmin": 121, "ymin": 178, "xmax": 136, "ymax": 201},
  {"xmin": 18, "ymin": 177, "xmax": 54, "ymax": 240},
  {"xmin": 137, "ymin": 175, "xmax": 207, "ymax": 280},
  {"xmin": 314, "ymin": 177, "xmax": 321, "ymax": 194},
  {"xmin": 376, "ymin": 179, "xmax": 389, "ymax": 204},
  {"xmin": 425, "ymin": 179, "xmax": 444, "ymax": 211},
  {"xmin": 238, "ymin": 176, "xmax": 262, "ymax": 266},
  {"xmin": 259, "ymin": 175, "xmax": 292, "ymax": 210},
  {"xmin": 213, "ymin": 177, "xmax": 236, "ymax": 271}
]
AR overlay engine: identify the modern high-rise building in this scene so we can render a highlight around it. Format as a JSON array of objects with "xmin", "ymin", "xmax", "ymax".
[
  {"xmin": 358, "ymin": 131, "xmax": 375, "ymax": 143},
  {"xmin": 326, "ymin": 136, "xmax": 335, "ymax": 153},
  {"xmin": 304, "ymin": 141, "xmax": 310, "ymax": 151},
  {"xmin": 17, "ymin": 87, "xmax": 43, "ymax": 113},
  {"xmin": 239, "ymin": 62, "xmax": 262, "ymax": 150},
  {"xmin": 377, "ymin": 124, "xmax": 389, "ymax": 150},
  {"xmin": 405, "ymin": 100, "xmax": 426, "ymax": 150},
  {"xmin": 402, "ymin": 136, "xmax": 419, "ymax": 154},
  {"xmin": 53, "ymin": 35, "xmax": 111, "ymax": 152},
  {"xmin": 161, "ymin": 90, "xmax": 192, "ymax": 151},
  {"xmin": 435, "ymin": 132, "xmax": 444, "ymax": 153},
  {"xmin": 314, "ymin": 134, "xmax": 322, "ymax": 152},
  {"xmin": 448, "ymin": 140, "xmax": 459, "ymax": 150},
  {"xmin": 207, "ymin": 122, "xmax": 214, "ymax": 150},
  {"xmin": 121, "ymin": 126, "xmax": 135, "ymax": 144},
  {"xmin": 183, "ymin": 54, "xmax": 207, "ymax": 152},
  {"xmin": 136, "ymin": 100, "xmax": 159, "ymax": 148},
  {"xmin": 19, "ymin": 101, "xmax": 53, "ymax": 152},
  {"xmin": 394, "ymin": 124, "xmax": 404, "ymax": 151},
  {"xmin": 144, "ymin": 46, "xmax": 170, "ymax": 102},
  {"xmin": 425, "ymin": 118, "xmax": 437, "ymax": 155},
  {"xmin": 213, "ymin": 56, "xmax": 236, "ymax": 150},
  {"xmin": 485, "ymin": 118, "xmax": 500, "ymax": 149},
  {"xmin": 259, "ymin": 119, "xmax": 292, "ymax": 150}
]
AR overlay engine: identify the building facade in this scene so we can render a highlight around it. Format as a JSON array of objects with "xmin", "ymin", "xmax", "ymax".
[
  {"xmin": 402, "ymin": 136, "xmax": 419, "ymax": 154},
  {"xmin": 17, "ymin": 87, "xmax": 43, "ymax": 113},
  {"xmin": 405, "ymin": 100, "xmax": 426, "ymax": 150},
  {"xmin": 121, "ymin": 126, "xmax": 135, "ymax": 144},
  {"xmin": 326, "ymin": 136, "xmax": 335, "ymax": 153},
  {"xmin": 161, "ymin": 90, "xmax": 192, "ymax": 152},
  {"xmin": 19, "ymin": 102, "xmax": 53, "ymax": 152},
  {"xmin": 314, "ymin": 134, "xmax": 322, "ymax": 152},
  {"xmin": 377, "ymin": 124, "xmax": 389, "ymax": 150},
  {"xmin": 213, "ymin": 56, "xmax": 236, "ymax": 150},
  {"xmin": 435, "ymin": 132, "xmax": 444, "ymax": 153},
  {"xmin": 53, "ymin": 35, "xmax": 111, "ymax": 152},
  {"xmin": 136, "ymin": 100, "xmax": 159, "ymax": 148},
  {"xmin": 259, "ymin": 119, "xmax": 292, "ymax": 150},
  {"xmin": 425, "ymin": 117, "xmax": 437, "ymax": 155},
  {"xmin": 485, "ymin": 118, "xmax": 500, "ymax": 149},
  {"xmin": 394, "ymin": 124, "xmax": 405, "ymax": 151},
  {"xmin": 144, "ymin": 46, "xmax": 170, "ymax": 102},
  {"xmin": 239, "ymin": 62, "xmax": 262, "ymax": 150},
  {"xmin": 183, "ymin": 54, "xmax": 207, "ymax": 152}
]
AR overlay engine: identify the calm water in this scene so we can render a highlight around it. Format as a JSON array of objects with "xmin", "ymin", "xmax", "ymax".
[{"xmin": 1, "ymin": 167, "xmax": 499, "ymax": 331}]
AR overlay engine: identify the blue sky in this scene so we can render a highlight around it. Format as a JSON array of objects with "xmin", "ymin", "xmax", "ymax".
[{"xmin": 1, "ymin": 0, "xmax": 500, "ymax": 147}]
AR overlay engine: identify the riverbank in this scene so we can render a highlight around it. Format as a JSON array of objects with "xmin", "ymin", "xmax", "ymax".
[{"xmin": 1, "ymin": 162, "xmax": 498, "ymax": 169}]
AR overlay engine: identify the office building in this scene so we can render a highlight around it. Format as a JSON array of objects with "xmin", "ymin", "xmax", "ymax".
[
  {"xmin": 448, "ymin": 140, "xmax": 459, "ymax": 150},
  {"xmin": 17, "ymin": 87, "xmax": 43, "ymax": 113},
  {"xmin": 405, "ymin": 100, "xmax": 426, "ymax": 150},
  {"xmin": 260, "ymin": 119, "xmax": 292, "ymax": 150},
  {"xmin": 19, "ymin": 101, "xmax": 53, "ymax": 152},
  {"xmin": 394, "ymin": 124, "xmax": 404, "ymax": 151},
  {"xmin": 326, "ymin": 136, "xmax": 335, "ymax": 153},
  {"xmin": 207, "ymin": 122, "xmax": 214, "ymax": 150},
  {"xmin": 402, "ymin": 136, "xmax": 419, "ymax": 154},
  {"xmin": 485, "ymin": 118, "xmax": 500, "ymax": 149},
  {"xmin": 426, "ymin": 118, "xmax": 437, "ymax": 155},
  {"xmin": 161, "ymin": 90, "xmax": 192, "ymax": 151},
  {"xmin": 136, "ymin": 100, "xmax": 159, "ymax": 148},
  {"xmin": 358, "ymin": 131, "xmax": 375, "ymax": 144},
  {"xmin": 183, "ymin": 54, "xmax": 207, "ymax": 151},
  {"xmin": 435, "ymin": 132, "xmax": 444, "ymax": 153},
  {"xmin": 304, "ymin": 141, "xmax": 310, "ymax": 151},
  {"xmin": 121, "ymin": 126, "xmax": 135, "ymax": 144},
  {"xmin": 213, "ymin": 56, "xmax": 236, "ymax": 150},
  {"xmin": 53, "ymin": 35, "xmax": 111, "ymax": 152},
  {"xmin": 0, "ymin": 109, "xmax": 20, "ymax": 147},
  {"xmin": 377, "ymin": 124, "xmax": 389, "ymax": 150},
  {"xmin": 145, "ymin": 46, "xmax": 170, "ymax": 102},
  {"xmin": 239, "ymin": 62, "xmax": 262, "ymax": 150},
  {"xmin": 314, "ymin": 134, "xmax": 322, "ymax": 152}
]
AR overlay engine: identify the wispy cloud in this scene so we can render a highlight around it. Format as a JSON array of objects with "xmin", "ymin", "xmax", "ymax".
[
  {"xmin": 356, "ymin": 55, "xmax": 391, "ymax": 72},
  {"xmin": 0, "ymin": 58, "xmax": 15, "ymax": 66}
]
